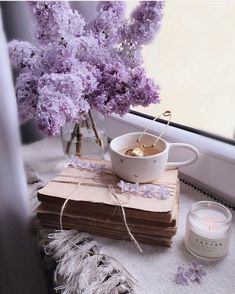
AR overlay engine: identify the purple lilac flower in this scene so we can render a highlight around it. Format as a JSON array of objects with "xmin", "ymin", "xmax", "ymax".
[
  {"xmin": 92, "ymin": 63, "xmax": 160, "ymax": 115},
  {"xmin": 129, "ymin": 183, "xmax": 140, "ymax": 193},
  {"xmin": 186, "ymin": 260, "xmax": 207, "ymax": 284},
  {"xmin": 29, "ymin": 1, "xmax": 85, "ymax": 44},
  {"xmin": 130, "ymin": 67, "xmax": 161, "ymax": 107},
  {"xmin": 142, "ymin": 184, "xmax": 170, "ymax": 199},
  {"xmin": 76, "ymin": 34, "xmax": 100, "ymax": 62},
  {"xmin": 117, "ymin": 181, "xmax": 170, "ymax": 199},
  {"xmin": 8, "ymin": 40, "xmax": 37, "ymax": 71},
  {"xmin": 88, "ymin": 1, "xmax": 126, "ymax": 45},
  {"xmin": 35, "ymin": 91, "xmax": 66, "ymax": 136},
  {"xmin": 122, "ymin": 1, "xmax": 164, "ymax": 46},
  {"xmin": 118, "ymin": 44, "xmax": 143, "ymax": 69},
  {"xmin": 37, "ymin": 73, "xmax": 84, "ymax": 100},
  {"xmin": 142, "ymin": 185, "xmax": 156, "ymax": 198},
  {"xmin": 117, "ymin": 181, "xmax": 139, "ymax": 193},
  {"xmin": 117, "ymin": 180, "xmax": 130, "ymax": 193},
  {"xmin": 38, "ymin": 41, "xmax": 78, "ymax": 74},
  {"xmin": 36, "ymin": 73, "xmax": 90, "ymax": 135},
  {"xmin": 90, "ymin": 61, "xmax": 132, "ymax": 116},
  {"xmin": 69, "ymin": 156, "xmax": 105, "ymax": 172},
  {"xmin": 174, "ymin": 266, "xmax": 189, "ymax": 286},
  {"xmin": 9, "ymin": 1, "xmax": 164, "ymax": 136},
  {"xmin": 75, "ymin": 62, "xmax": 100, "ymax": 95},
  {"xmin": 15, "ymin": 72, "xmax": 38, "ymax": 122},
  {"xmin": 156, "ymin": 186, "xmax": 170, "ymax": 199},
  {"xmin": 119, "ymin": 1, "xmax": 164, "ymax": 69}
]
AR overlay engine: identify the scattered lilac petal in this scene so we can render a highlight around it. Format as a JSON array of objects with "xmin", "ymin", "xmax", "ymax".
[
  {"xmin": 129, "ymin": 182, "xmax": 140, "ymax": 193},
  {"xmin": 142, "ymin": 185, "xmax": 156, "ymax": 198},
  {"xmin": 156, "ymin": 186, "xmax": 170, "ymax": 200},
  {"xmin": 117, "ymin": 180, "xmax": 140, "ymax": 193},
  {"xmin": 186, "ymin": 260, "xmax": 207, "ymax": 284},
  {"xmin": 68, "ymin": 156, "xmax": 105, "ymax": 173},
  {"xmin": 117, "ymin": 180, "xmax": 130, "ymax": 192},
  {"xmin": 174, "ymin": 266, "xmax": 189, "ymax": 286}
]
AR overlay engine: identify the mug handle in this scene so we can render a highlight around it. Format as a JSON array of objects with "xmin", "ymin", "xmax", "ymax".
[{"xmin": 166, "ymin": 143, "xmax": 199, "ymax": 169}]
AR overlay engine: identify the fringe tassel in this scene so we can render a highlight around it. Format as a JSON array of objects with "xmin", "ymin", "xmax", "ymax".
[{"xmin": 44, "ymin": 230, "xmax": 136, "ymax": 294}]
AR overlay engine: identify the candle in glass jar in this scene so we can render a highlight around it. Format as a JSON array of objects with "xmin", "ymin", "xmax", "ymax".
[{"xmin": 184, "ymin": 201, "xmax": 232, "ymax": 260}]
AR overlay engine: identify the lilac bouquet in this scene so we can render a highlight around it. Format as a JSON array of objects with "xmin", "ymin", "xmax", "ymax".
[{"xmin": 9, "ymin": 1, "xmax": 164, "ymax": 135}]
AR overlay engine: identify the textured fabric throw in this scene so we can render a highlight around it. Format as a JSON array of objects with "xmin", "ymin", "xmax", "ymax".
[
  {"xmin": 44, "ymin": 230, "xmax": 135, "ymax": 294},
  {"xmin": 26, "ymin": 164, "xmax": 136, "ymax": 293}
]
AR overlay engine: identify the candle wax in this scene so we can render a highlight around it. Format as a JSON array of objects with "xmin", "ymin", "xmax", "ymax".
[
  {"xmin": 185, "ymin": 202, "xmax": 232, "ymax": 260},
  {"xmin": 191, "ymin": 209, "xmax": 229, "ymax": 237}
]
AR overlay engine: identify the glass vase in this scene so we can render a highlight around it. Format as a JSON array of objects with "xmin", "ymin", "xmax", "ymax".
[{"xmin": 61, "ymin": 110, "xmax": 108, "ymax": 159}]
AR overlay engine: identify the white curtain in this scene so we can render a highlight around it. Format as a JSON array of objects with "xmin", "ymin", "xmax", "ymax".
[{"xmin": 0, "ymin": 8, "xmax": 47, "ymax": 294}]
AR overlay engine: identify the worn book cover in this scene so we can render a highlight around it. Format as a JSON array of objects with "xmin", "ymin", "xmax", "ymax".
[{"xmin": 37, "ymin": 158, "xmax": 179, "ymax": 246}]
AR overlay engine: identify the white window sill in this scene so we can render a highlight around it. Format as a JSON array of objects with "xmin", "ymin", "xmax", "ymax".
[
  {"xmin": 104, "ymin": 113, "xmax": 235, "ymax": 206},
  {"xmin": 21, "ymin": 134, "xmax": 235, "ymax": 294}
]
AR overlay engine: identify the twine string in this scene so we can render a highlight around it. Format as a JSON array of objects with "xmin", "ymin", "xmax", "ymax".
[
  {"xmin": 108, "ymin": 185, "xmax": 143, "ymax": 253},
  {"xmin": 59, "ymin": 167, "xmax": 143, "ymax": 253},
  {"xmin": 60, "ymin": 171, "xmax": 88, "ymax": 230}
]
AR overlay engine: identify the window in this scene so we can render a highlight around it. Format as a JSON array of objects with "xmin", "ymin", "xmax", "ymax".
[
  {"xmin": 105, "ymin": 2, "xmax": 235, "ymax": 205},
  {"xmin": 127, "ymin": 1, "xmax": 235, "ymax": 141}
]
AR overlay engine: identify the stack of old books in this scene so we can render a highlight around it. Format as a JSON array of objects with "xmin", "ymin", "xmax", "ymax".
[{"xmin": 37, "ymin": 158, "xmax": 179, "ymax": 247}]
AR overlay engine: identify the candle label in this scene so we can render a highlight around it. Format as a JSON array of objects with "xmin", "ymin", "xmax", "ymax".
[{"xmin": 187, "ymin": 229, "xmax": 230, "ymax": 258}]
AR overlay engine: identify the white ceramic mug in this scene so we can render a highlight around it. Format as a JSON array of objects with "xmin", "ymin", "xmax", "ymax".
[{"xmin": 110, "ymin": 132, "xmax": 199, "ymax": 183}]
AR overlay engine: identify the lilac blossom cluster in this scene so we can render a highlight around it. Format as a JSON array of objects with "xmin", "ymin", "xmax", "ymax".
[
  {"xmin": 117, "ymin": 180, "xmax": 170, "ymax": 200},
  {"xmin": 69, "ymin": 156, "xmax": 105, "ymax": 173},
  {"xmin": 9, "ymin": 1, "xmax": 164, "ymax": 135},
  {"xmin": 88, "ymin": 1, "xmax": 126, "ymax": 46},
  {"xmin": 120, "ymin": 1, "xmax": 164, "ymax": 68}
]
